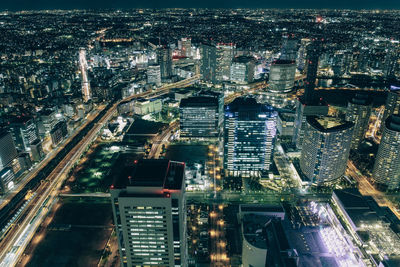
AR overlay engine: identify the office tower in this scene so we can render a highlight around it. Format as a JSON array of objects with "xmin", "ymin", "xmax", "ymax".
[
  {"xmin": 224, "ymin": 97, "xmax": 277, "ymax": 177},
  {"xmin": 382, "ymin": 85, "xmax": 400, "ymax": 126},
  {"xmin": 38, "ymin": 109, "xmax": 57, "ymax": 136},
  {"xmin": 8, "ymin": 116, "xmax": 39, "ymax": 152},
  {"xmin": 230, "ymin": 56, "xmax": 255, "ymax": 84},
  {"xmin": 293, "ymin": 39, "xmax": 328, "ymax": 149},
  {"xmin": 0, "ymin": 167, "xmax": 15, "ymax": 194},
  {"xmin": 297, "ymin": 38, "xmax": 311, "ymax": 72},
  {"xmin": 383, "ymin": 42, "xmax": 398, "ymax": 78},
  {"xmin": 179, "ymin": 91, "xmax": 224, "ymax": 139},
  {"xmin": 332, "ymin": 50, "xmax": 353, "ymax": 77},
  {"xmin": 300, "ymin": 116, "xmax": 354, "ymax": 184},
  {"xmin": 79, "ymin": 48, "xmax": 91, "ymax": 102},
  {"xmin": 268, "ymin": 60, "xmax": 296, "ymax": 94},
  {"xmin": 280, "ymin": 34, "xmax": 298, "ymax": 61},
  {"xmin": 215, "ymin": 43, "xmax": 235, "ymax": 82},
  {"xmin": 264, "ymin": 59, "xmax": 296, "ymax": 108},
  {"xmin": 304, "ymin": 39, "xmax": 322, "ymax": 104},
  {"xmin": 346, "ymin": 93, "xmax": 372, "ymax": 150},
  {"xmin": 178, "ymin": 37, "xmax": 191, "ymax": 57},
  {"xmin": 0, "ymin": 131, "xmax": 18, "ymax": 170},
  {"xmin": 110, "ymin": 159, "xmax": 187, "ymax": 267},
  {"xmin": 147, "ymin": 65, "xmax": 162, "ymax": 87},
  {"xmin": 292, "ymin": 98, "xmax": 329, "ymax": 149},
  {"xmin": 157, "ymin": 45, "xmax": 173, "ymax": 79},
  {"xmin": 30, "ymin": 139, "xmax": 45, "ymax": 162},
  {"xmin": 372, "ymin": 115, "xmax": 400, "ymax": 191},
  {"xmin": 50, "ymin": 121, "xmax": 68, "ymax": 147},
  {"xmin": 200, "ymin": 43, "xmax": 216, "ymax": 83}
]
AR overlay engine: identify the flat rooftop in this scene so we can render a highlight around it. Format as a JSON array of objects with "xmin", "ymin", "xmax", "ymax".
[
  {"xmin": 308, "ymin": 116, "xmax": 354, "ymax": 132},
  {"xmin": 113, "ymin": 159, "xmax": 185, "ymax": 190},
  {"xmin": 180, "ymin": 96, "xmax": 218, "ymax": 107}
]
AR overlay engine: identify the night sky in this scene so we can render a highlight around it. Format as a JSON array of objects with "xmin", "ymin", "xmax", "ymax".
[{"xmin": 1, "ymin": 0, "xmax": 400, "ymax": 11}]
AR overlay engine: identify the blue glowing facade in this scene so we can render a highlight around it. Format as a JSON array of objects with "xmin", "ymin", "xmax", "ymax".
[{"xmin": 224, "ymin": 97, "xmax": 277, "ymax": 177}]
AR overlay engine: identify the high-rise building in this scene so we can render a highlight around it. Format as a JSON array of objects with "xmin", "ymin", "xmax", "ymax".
[
  {"xmin": 157, "ymin": 45, "xmax": 173, "ymax": 79},
  {"xmin": 268, "ymin": 60, "xmax": 296, "ymax": 94},
  {"xmin": 30, "ymin": 139, "xmax": 44, "ymax": 162},
  {"xmin": 8, "ymin": 116, "xmax": 39, "ymax": 152},
  {"xmin": 300, "ymin": 116, "xmax": 354, "ymax": 184},
  {"xmin": 346, "ymin": 93, "xmax": 372, "ymax": 150},
  {"xmin": 0, "ymin": 131, "xmax": 18, "ymax": 170},
  {"xmin": 230, "ymin": 56, "xmax": 255, "ymax": 84},
  {"xmin": 293, "ymin": 39, "xmax": 328, "ymax": 149},
  {"xmin": 292, "ymin": 98, "xmax": 329, "ymax": 149},
  {"xmin": 0, "ymin": 167, "xmax": 15, "ymax": 194},
  {"xmin": 37, "ymin": 109, "xmax": 58, "ymax": 136},
  {"xmin": 200, "ymin": 43, "xmax": 216, "ymax": 83},
  {"xmin": 383, "ymin": 42, "xmax": 398, "ymax": 78},
  {"xmin": 332, "ymin": 50, "xmax": 353, "ymax": 77},
  {"xmin": 280, "ymin": 34, "xmax": 298, "ymax": 62},
  {"xmin": 224, "ymin": 97, "xmax": 277, "ymax": 177},
  {"xmin": 147, "ymin": 65, "xmax": 162, "ymax": 87},
  {"xmin": 304, "ymin": 39, "xmax": 323, "ymax": 104},
  {"xmin": 296, "ymin": 38, "xmax": 311, "ymax": 72},
  {"xmin": 110, "ymin": 159, "xmax": 187, "ymax": 267},
  {"xmin": 178, "ymin": 38, "xmax": 191, "ymax": 58},
  {"xmin": 179, "ymin": 91, "xmax": 224, "ymax": 139},
  {"xmin": 372, "ymin": 115, "xmax": 400, "ymax": 191},
  {"xmin": 381, "ymin": 85, "xmax": 400, "ymax": 126},
  {"xmin": 264, "ymin": 59, "xmax": 296, "ymax": 108},
  {"xmin": 215, "ymin": 43, "xmax": 235, "ymax": 82},
  {"xmin": 50, "ymin": 121, "xmax": 68, "ymax": 147},
  {"xmin": 79, "ymin": 48, "xmax": 91, "ymax": 102}
]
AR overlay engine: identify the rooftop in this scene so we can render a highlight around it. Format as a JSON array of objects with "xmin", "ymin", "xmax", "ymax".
[
  {"xmin": 180, "ymin": 96, "xmax": 218, "ymax": 107},
  {"xmin": 385, "ymin": 115, "xmax": 400, "ymax": 132},
  {"xmin": 112, "ymin": 159, "xmax": 185, "ymax": 190},
  {"xmin": 349, "ymin": 93, "xmax": 372, "ymax": 106},
  {"xmin": 308, "ymin": 116, "xmax": 354, "ymax": 133}
]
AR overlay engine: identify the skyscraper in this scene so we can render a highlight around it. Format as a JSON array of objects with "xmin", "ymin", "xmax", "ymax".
[
  {"xmin": 0, "ymin": 167, "xmax": 15, "ymax": 194},
  {"xmin": 147, "ymin": 65, "xmax": 162, "ymax": 87},
  {"xmin": 296, "ymin": 38, "xmax": 311, "ymax": 72},
  {"xmin": 268, "ymin": 60, "xmax": 296, "ymax": 94},
  {"xmin": 230, "ymin": 56, "xmax": 255, "ymax": 84},
  {"xmin": 224, "ymin": 97, "xmax": 277, "ymax": 177},
  {"xmin": 200, "ymin": 43, "xmax": 217, "ymax": 83},
  {"xmin": 179, "ymin": 91, "xmax": 224, "ymax": 139},
  {"xmin": 293, "ymin": 38, "xmax": 328, "ymax": 149},
  {"xmin": 280, "ymin": 34, "xmax": 298, "ymax": 62},
  {"xmin": 110, "ymin": 159, "xmax": 187, "ymax": 267},
  {"xmin": 266, "ymin": 59, "xmax": 296, "ymax": 108},
  {"xmin": 300, "ymin": 116, "xmax": 354, "ymax": 184},
  {"xmin": 292, "ymin": 98, "xmax": 329, "ymax": 149},
  {"xmin": 304, "ymin": 39, "xmax": 323, "ymax": 104},
  {"xmin": 0, "ymin": 131, "xmax": 18, "ymax": 170},
  {"xmin": 372, "ymin": 115, "xmax": 400, "ymax": 191},
  {"xmin": 215, "ymin": 43, "xmax": 235, "ymax": 82},
  {"xmin": 381, "ymin": 85, "xmax": 400, "ymax": 126},
  {"xmin": 178, "ymin": 37, "xmax": 191, "ymax": 58},
  {"xmin": 346, "ymin": 93, "xmax": 372, "ymax": 150},
  {"xmin": 8, "ymin": 116, "xmax": 39, "ymax": 152},
  {"xmin": 157, "ymin": 45, "xmax": 173, "ymax": 79}
]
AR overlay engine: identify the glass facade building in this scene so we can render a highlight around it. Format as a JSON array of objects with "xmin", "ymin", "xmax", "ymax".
[
  {"xmin": 110, "ymin": 159, "xmax": 187, "ymax": 267},
  {"xmin": 346, "ymin": 93, "xmax": 372, "ymax": 150},
  {"xmin": 300, "ymin": 116, "xmax": 354, "ymax": 185},
  {"xmin": 372, "ymin": 115, "xmax": 400, "ymax": 191},
  {"xmin": 224, "ymin": 97, "xmax": 277, "ymax": 177},
  {"xmin": 179, "ymin": 91, "xmax": 224, "ymax": 139}
]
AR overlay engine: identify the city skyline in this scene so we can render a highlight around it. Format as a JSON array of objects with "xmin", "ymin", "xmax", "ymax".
[
  {"xmin": 0, "ymin": 7, "xmax": 399, "ymax": 267},
  {"xmin": 1, "ymin": 1, "xmax": 400, "ymax": 11}
]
